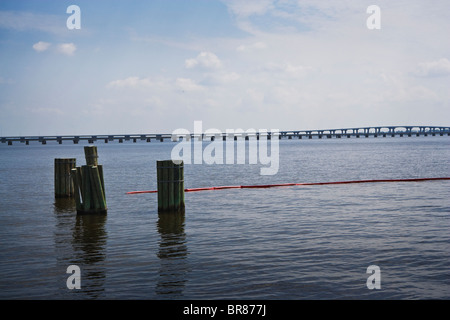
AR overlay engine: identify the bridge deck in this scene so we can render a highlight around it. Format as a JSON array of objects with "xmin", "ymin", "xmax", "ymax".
[{"xmin": 1, "ymin": 126, "xmax": 449, "ymax": 145}]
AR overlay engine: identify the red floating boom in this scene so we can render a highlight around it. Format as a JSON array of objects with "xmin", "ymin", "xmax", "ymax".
[{"xmin": 126, "ymin": 177, "xmax": 450, "ymax": 194}]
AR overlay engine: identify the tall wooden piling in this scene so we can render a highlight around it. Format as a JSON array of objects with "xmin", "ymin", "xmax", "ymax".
[
  {"xmin": 84, "ymin": 145, "xmax": 98, "ymax": 166},
  {"xmin": 55, "ymin": 158, "xmax": 76, "ymax": 198},
  {"xmin": 71, "ymin": 147, "xmax": 107, "ymax": 214},
  {"xmin": 157, "ymin": 160, "xmax": 185, "ymax": 213}
]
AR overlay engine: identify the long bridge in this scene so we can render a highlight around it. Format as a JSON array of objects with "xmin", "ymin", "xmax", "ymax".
[{"xmin": 1, "ymin": 125, "xmax": 450, "ymax": 145}]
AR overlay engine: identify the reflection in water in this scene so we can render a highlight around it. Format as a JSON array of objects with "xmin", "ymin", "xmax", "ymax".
[
  {"xmin": 72, "ymin": 213, "xmax": 107, "ymax": 298},
  {"xmin": 54, "ymin": 198, "xmax": 107, "ymax": 299},
  {"xmin": 54, "ymin": 198, "xmax": 76, "ymax": 213},
  {"xmin": 54, "ymin": 198, "xmax": 77, "ymax": 290},
  {"xmin": 156, "ymin": 210, "xmax": 189, "ymax": 298}
]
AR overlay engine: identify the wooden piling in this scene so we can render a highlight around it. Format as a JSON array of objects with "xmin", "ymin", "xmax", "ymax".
[
  {"xmin": 157, "ymin": 160, "xmax": 185, "ymax": 213},
  {"xmin": 84, "ymin": 145, "xmax": 98, "ymax": 166},
  {"xmin": 71, "ymin": 168, "xmax": 82, "ymax": 210},
  {"xmin": 89, "ymin": 166, "xmax": 107, "ymax": 211},
  {"xmin": 81, "ymin": 165, "xmax": 91, "ymax": 211},
  {"xmin": 71, "ymin": 165, "xmax": 107, "ymax": 214},
  {"xmin": 54, "ymin": 158, "xmax": 76, "ymax": 198},
  {"xmin": 71, "ymin": 147, "xmax": 107, "ymax": 214},
  {"xmin": 98, "ymin": 165, "xmax": 105, "ymax": 199}
]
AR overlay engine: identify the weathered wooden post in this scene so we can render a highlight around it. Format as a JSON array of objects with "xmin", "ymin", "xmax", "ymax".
[
  {"xmin": 157, "ymin": 160, "xmax": 185, "ymax": 213},
  {"xmin": 71, "ymin": 168, "xmax": 82, "ymax": 210},
  {"xmin": 54, "ymin": 158, "xmax": 76, "ymax": 198},
  {"xmin": 71, "ymin": 146, "xmax": 107, "ymax": 214},
  {"xmin": 84, "ymin": 145, "xmax": 98, "ymax": 166}
]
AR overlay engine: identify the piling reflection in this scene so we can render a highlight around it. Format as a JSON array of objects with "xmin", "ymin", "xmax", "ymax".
[
  {"xmin": 156, "ymin": 209, "xmax": 189, "ymax": 297},
  {"xmin": 54, "ymin": 197, "xmax": 76, "ymax": 213},
  {"xmin": 72, "ymin": 213, "xmax": 107, "ymax": 298},
  {"xmin": 54, "ymin": 197, "xmax": 77, "ymax": 289},
  {"xmin": 54, "ymin": 200, "xmax": 107, "ymax": 298}
]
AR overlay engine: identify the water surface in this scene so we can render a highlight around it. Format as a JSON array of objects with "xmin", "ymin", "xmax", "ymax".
[{"xmin": 0, "ymin": 136, "xmax": 449, "ymax": 299}]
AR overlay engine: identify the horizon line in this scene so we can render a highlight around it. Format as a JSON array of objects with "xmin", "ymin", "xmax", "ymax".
[{"xmin": 2, "ymin": 124, "xmax": 450, "ymax": 138}]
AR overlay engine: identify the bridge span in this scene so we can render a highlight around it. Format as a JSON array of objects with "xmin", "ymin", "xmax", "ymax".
[{"xmin": 1, "ymin": 126, "xmax": 449, "ymax": 145}]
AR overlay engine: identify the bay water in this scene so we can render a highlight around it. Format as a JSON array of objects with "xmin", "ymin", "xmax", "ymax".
[{"xmin": 0, "ymin": 136, "xmax": 449, "ymax": 299}]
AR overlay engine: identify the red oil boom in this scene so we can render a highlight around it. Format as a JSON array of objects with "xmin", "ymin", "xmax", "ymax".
[{"xmin": 126, "ymin": 177, "xmax": 450, "ymax": 194}]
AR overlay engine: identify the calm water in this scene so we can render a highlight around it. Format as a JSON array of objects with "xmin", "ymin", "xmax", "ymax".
[{"xmin": 0, "ymin": 136, "xmax": 449, "ymax": 299}]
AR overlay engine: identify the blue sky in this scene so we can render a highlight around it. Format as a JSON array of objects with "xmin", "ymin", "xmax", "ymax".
[{"xmin": 1, "ymin": 0, "xmax": 449, "ymax": 136}]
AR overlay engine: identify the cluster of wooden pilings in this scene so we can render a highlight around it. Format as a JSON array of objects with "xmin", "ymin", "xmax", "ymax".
[
  {"xmin": 55, "ymin": 147, "xmax": 185, "ymax": 214},
  {"xmin": 54, "ymin": 146, "xmax": 107, "ymax": 214}
]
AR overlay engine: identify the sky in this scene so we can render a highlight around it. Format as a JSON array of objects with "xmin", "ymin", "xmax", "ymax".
[{"xmin": 0, "ymin": 0, "xmax": 449, "ymax": 136}]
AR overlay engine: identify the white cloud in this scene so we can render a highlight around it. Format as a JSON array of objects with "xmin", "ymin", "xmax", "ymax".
[
  {"xmin": 263, "ymin": 62, "xmax": 313, "ymax": 78},
  {"xmin": 415, "ymin": 58, "xmax": 450, "ymax": 77},
  {"xmin": 201, "ymin": 71, "xmax": 241, "ymax": 86},
  {"xmin": 185, "ymin": 51, "xmax": 222, "ymax": 69},
  {"xmin": 217, "ymin": 72, "xmax": 241, "ymax": 83},
  {"xmin": 236, "ymin": 42, "xmax": 267, "ymax": 52},
  {"xmin": 107, "ymin": 76, "xmax": 153, "ymax": 88},
  {"xmin": 222, "ymin": 0, "xmax": 360, "ymax": 35},
  {"xmin": 225, "ymin": 0, "xmax": 273, "ymax": 18},
  {"xmin": 175, "ymin": 78, "xmax": 204, "ymax": 92},
  {"xmin": 27, "ymin": 107, "xmax": 64, "ymax": 115},
  {"xmin": 57, "ymin": 43, "xmax": 76, "ymax": 56},
  {"xmin": 32, "ymin": 41, "xmax": 51, "ymax": 52}
]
